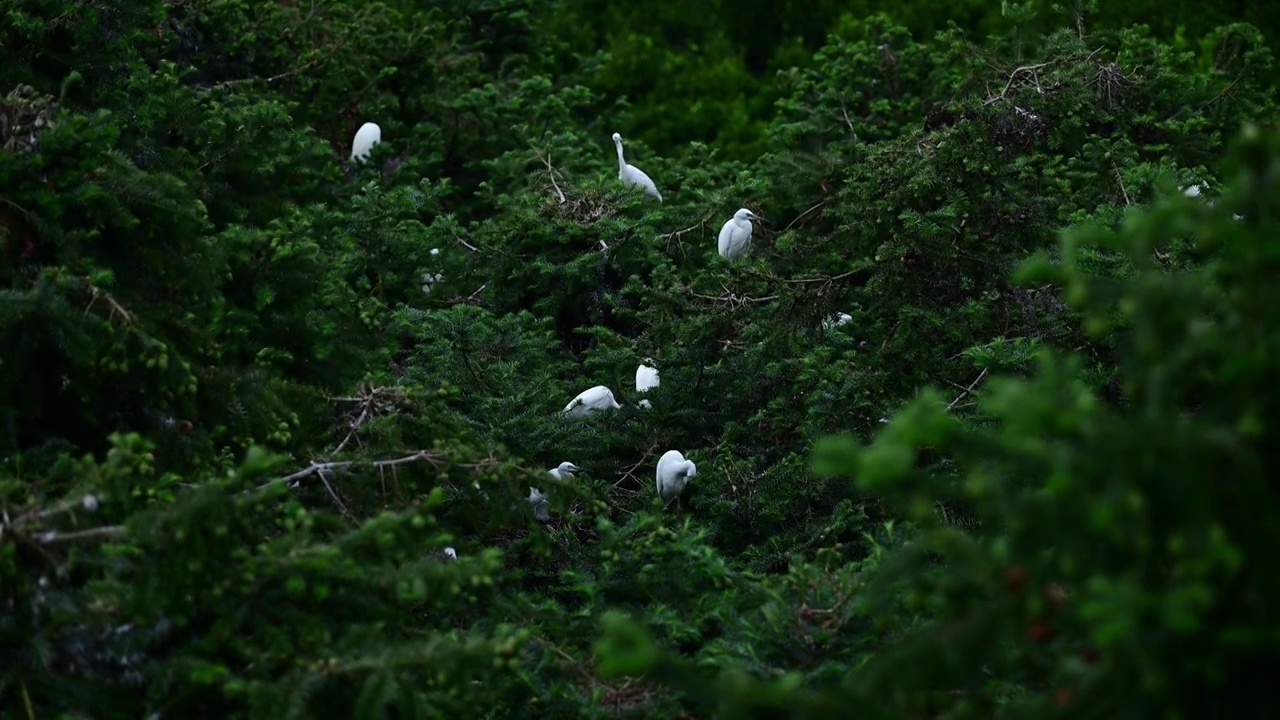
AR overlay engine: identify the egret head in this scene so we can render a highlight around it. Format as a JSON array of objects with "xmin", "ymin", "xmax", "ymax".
[
  {"xmin": 735, "ymin": 208, "xmax": 764, "ymax": 222},
  {"xmin": 443, "ymin": 547, "xmax": 457, "ymax": 560},
  {"xmin": 612, "ymin": 132, "xmax": 623, "ymax": 143},
  {"xmin": 557, "ymin": 461, "xmax": 581, "ymax": 475}
]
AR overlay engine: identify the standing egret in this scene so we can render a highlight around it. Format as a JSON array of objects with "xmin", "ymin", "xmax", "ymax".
[
  {"xmin": 635, "ymin": 360, "xmax": 659, "ymax": 409},
  {"xmin": 612, "ymin": 132, "xmax": 662, "ymax": 202},
  {"xmin": 822, "ymin": 312, "xmax": 852, "ymax": 330},
  {"xmin": 563, "ymin": 385, "xmax": 622, "ymax": 419},
  {"xmin": 718, "ymin": 208, "xmax": 764, "ymax": 261},
  {"xmin": 656, "ymin": 450, "xmax": 697, "ymax": 507},
  {"xmin": 351, "ymin": 122, "xmax": 382, "ymax": 162}
]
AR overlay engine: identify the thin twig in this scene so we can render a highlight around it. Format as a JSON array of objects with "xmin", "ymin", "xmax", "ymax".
[
  {"xmin": 1113, "ymin": 161, "xmax": 1131, "ymax": 205},
  {"xmin": 316, "ymin": 468, "xmax": 352, "ymax": 520},
  {"xmin": 36, "ymin": 525, "xmax": 126, "ymax": 544},
  {"xmin": 209, "ymin": 39, "xmax": 345, "ymax": 91},
  {"xmin": 778, "ymin": 269, "xmax": 859, "ymax": 285},
  {"xmin": 783, "ymin": 201, "xmax": 826, "ymax": 233},
  {"xmin": 332, "ymin": 406, "xmax": 369, "ymax": 455},
  {"xmin": 534, "ymin": 146, "xmax": 567, "ymax": 204},
  {"xmin": 984, "ymin": 61, "xmax": 1056, "ymax": 105},
  {"xmin": 613, "ymin": 445, "xmax": 658, "ymax": 490},
  {"xmin": 945, "ymin": 368, "xmax": 989, "ymax": 412}
]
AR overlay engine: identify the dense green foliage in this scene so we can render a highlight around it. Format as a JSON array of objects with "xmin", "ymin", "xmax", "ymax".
[{"xmin": 3, "ymin": 0, "xmax": 1279, "ymax": 717}]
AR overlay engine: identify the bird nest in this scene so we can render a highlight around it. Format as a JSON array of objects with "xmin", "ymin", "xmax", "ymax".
[
  {"xmin": 546, "ymin": 187, "xmax": 619, "ymax": 225},
  {"xmin": 1, "ymin": 84, "xmax": 58, "ymax": 155}
]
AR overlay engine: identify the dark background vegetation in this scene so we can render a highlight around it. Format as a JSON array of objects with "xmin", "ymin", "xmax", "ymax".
[{"xmin": 3, "ymin": 0, "xmax": 1279, "ymax": 717}]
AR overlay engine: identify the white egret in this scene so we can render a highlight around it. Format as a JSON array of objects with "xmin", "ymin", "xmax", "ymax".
[
  {"xmin": 527, "ymin": 462, "xmax": 577, "ymax": 522},
  {"xmin": 822, "ymin": 312, "xmax": 852, "ymax": 330},
  {"xmin": 635, "ymin": 360, "xmax": 659, "ymax": 409},
  {"xmin": 527, "ymin": 487, "xmax": 551, "ymax": 522},
  {"xmin": 443, "ymin": 547, "xmax": 457, "ymax": 560},
  {"xmin": 718, "ymin": 208, "xmax": 764, "ymax": 261},
  {"xmin": 656, "ymin": 449, "xmax": 697, "ymax": 507},
  {"xmin": 1181, "ymin": 182, "xmax": 1242, "ymax": 220},
  {"xmin": 421, "ymin": 272, "xmax": 444, "ymax": 293},
  {"xmin": 612, "ymin": 132, "xmax": 662, "ymax": 202},
  {"xmin": 548, "ymin": 461, "xmax": 581, "ymax": 481},
  {"xmin": 351, "ymin": 122, "xmax": 382, "ymax": 162},
  {"xmin": 421, "ymin": 248, "xmax": 443, "ymax": 293},
  {"xmin": 562, "ymin": 385, "xmax": 622, "ymax": 419}
]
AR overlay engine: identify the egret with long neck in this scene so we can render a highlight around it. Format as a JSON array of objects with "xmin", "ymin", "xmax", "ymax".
[{"xmin": 612, "ymin": 132, "xmax": 662, "ymax": 202}]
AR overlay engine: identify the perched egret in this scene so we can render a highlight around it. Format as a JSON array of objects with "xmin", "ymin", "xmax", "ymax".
[
  {"xmin": 421, "ymin": 272, "xmax": 444, "ymax": 293},
  {"xmin": 421, "ymin": 248, "xmax": 444, "ymax": 293},
  {"xmin": 527, "ymin": 487, "xmax": 551, "ymax": 522},
  {"xmin": 563, "ymin": 385, "xmax": 622, "ymax": 419},
  {"xmin": 822, "ymin": 312, "xmax": 852, "ymax": 330},
  {"xmin": 718, "ymin": 208, "xmax": 764, "ymax": 261},
  {"xmin": 1181, "ymin": 182, "xmax": 1242, "ymax": 220},
  {"xmin": 612, "ymin": 132, "xmax": 662, "ymax": 202},
  {"xmin": 443, "ymin": 547, "xmax": 457, "ymax": 560},
  {"xmin": 351, "ymin": 122, "xmax": 382, "ymax": 162},
  {"xmin": 548, "ymin": 461, "xmax": 581, "ymax": 481},
  {"xmin": 656, "ymin": 450, "xmax": 697, "ymax": 507},
  {"xmin": 635, "ymin": 360, "xmax": 659, "ymax": 409}
]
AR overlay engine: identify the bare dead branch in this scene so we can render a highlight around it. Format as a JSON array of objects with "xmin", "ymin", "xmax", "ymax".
[
  {"xmin": 783, "ymin": 201, "xmax": 826, "ymax": 233},
  {"xmin": 1113, "ymin": 161, "xmax": 1131, "ymax": 205},
  {"xmin": 532, "ymin": 145, "xmax": 567, "ymax": 204},
  {"xmin": 946, "ymin": 368, "xmax": 989, "ymax": 412},
  {"xmin": 35, "ymin": 525, "xmax": 126, "ymax": 544},
  {"xmin": 984, "ymin": 62, "xmax": 1056, "ymax": 105},
  {"xmin": 81, "ymin": 281, "xmax": 133, "ymax": 325}
]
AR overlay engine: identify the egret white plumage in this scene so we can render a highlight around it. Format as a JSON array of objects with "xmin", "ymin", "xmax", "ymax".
[
  {"xmin": 562, "ymin": 385, "xmax": 622, "ymax": 419},
  {"xmin": 351, "ymin": 122, "xmax": 382, "ymax": 162},
  {"xmin": 822, "ymin": 312, "xmax": 852, "ymax": 330},
  {"xmin": 443, "ymin": 547, "xmax": 457, "ymax": 560},
  {"xmin": 635, "ymin": 360, "xmax": 659, "ymax": 409},
  {"xmin": 612, "ymin": 132, "xmax": 663, "ymax": 202},
  {"xmin": 527, "ymin": 487, "xmax": 551, "ymax": 521},
  {"xmin": 718, "ymin": 208, "xmax": 764, "ymax": 260},
  {"xmin": 527, "ymin": 462, "xmax": 578, "ymax": 522},
  {"xmin": 1180, "ymin": 181, "xmax": 1242, "ymax": 220},
  {"xmin": 656, "ymin": 449, "xmax": 697, "ymax": 506},
  {"xmin": 421, "ymin": 248, "xmax": 444, "ymax": 293},
  {"xmin": 548, "ymin": 461, "xmax": 580, "ymax": 481},
  {"xmin": 421, "ymin": 272, "xmax": 444, "ymax": 293}
]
